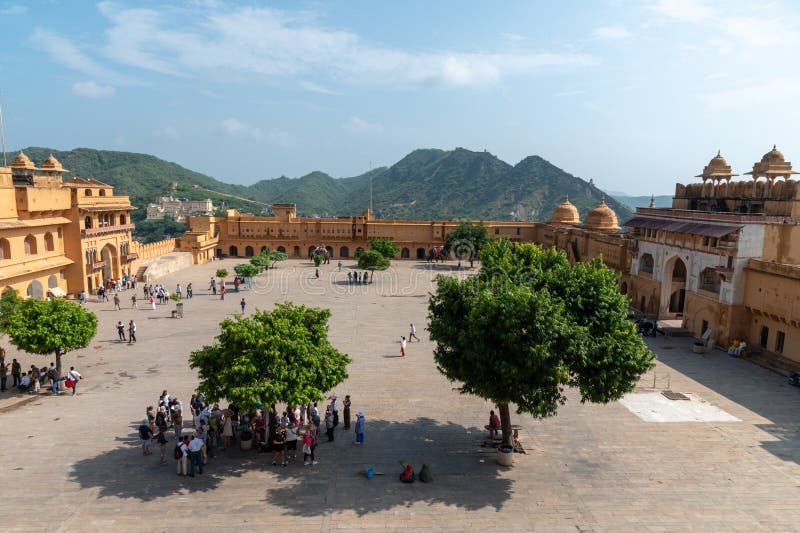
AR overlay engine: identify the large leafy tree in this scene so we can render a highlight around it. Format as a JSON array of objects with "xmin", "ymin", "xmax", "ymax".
[
  {"xmin": 5, "ymin": 298, "xmax": 98, "ymax": 377},
  {"xmin": 249, "ymin": 253, "xmax": 270, "ymax": 272},
  {"xmin": 0, "ymin": 288, "xmax": 21, "ymax": 333},
  {"xmin": 357, "ymin": 249, "xmax": 390, "ymax": 271},
  {"xmin": 268, "ymin": 251, "xmax": 288, "ymax": 268},
  {"xmin": 428, "ymin": 239, "xmax": 654, "ymax": 445},
  {"xmin": 189, "ymin": 302, "xmax": 351, "ymax": 412},
  {"xmin": 369, "ymin": 238, "xmax": 401, "ymax": 259},
  {"xmin": 444, "ymin": 221, "xmax": 489, "ymax": 259},
  {"xmin": 235, "ymin": 263, "xmax": 260, "ymax": 279}
]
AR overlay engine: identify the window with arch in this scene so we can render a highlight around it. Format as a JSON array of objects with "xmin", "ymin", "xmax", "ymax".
[
  {"xmin": 245, "ymin": 246, "xmax": 254, "ymax": 257},
  {"xmin": 84, "ymin": 216, "xmax": 92, "ymax": 229},
  {"xmin": 44, "ymin": 232, "xmax": 55, "ymax": 252},
  {"xmin": 119, "ymin": 214, "xmax": 126, "ymax": 225},
  {"xmin": 85, "ymin": 189, "xmax": 92, "ymax": 196},
  {"xmin": 24, "ymin": 235, "xmax": 37, "ymax": 255},
  {"xmin": 639, "ymin": 253, "xmax": 654, "ymax": 274},
  {"xmin": 0, "ymin": 238, "xmax": 10, "ymax": 260},
  {"xmin": 620, "ymin": 281, "xmax": 628, "ymax": 295},
  {"xmin": 99, "ymin": 189, "xmax": 106, "ymax": 196}
]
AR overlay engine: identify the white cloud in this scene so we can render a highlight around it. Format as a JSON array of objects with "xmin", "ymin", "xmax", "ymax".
[
  {"xmin": 592, "ymin": 26, "xmax": 632, "ymax": 40},
  {"xmin": 0, "ymin": 4, "xmax": 26, "ymax": 15},
  {"xmin": 651, "ymin": 0, "xmax": 713, "ymax": 23},
  {"xmin": 220, "ymin": 118, "xmax": 264, "ymax": 141},
  {"xmin": 72, "ymin": 81, "xmax": 116, "ymax": 98},
  {"xmin": 298, "ymin": 80, "xmax": 341, "ymax": 95},
  {"xmin": 343, "ymin": 116, "xmax": 383, "ymax": 134},
  {"xmin": 267, "ymin": 130, "xmax": 291, "ymax": 147},
  {"xmin": 30, "ymin": 27, "xmax": 132, "ymax": 84},
  {"xmin": 34, "ymin": 4, "xmax": 595, "ymax": 90}
]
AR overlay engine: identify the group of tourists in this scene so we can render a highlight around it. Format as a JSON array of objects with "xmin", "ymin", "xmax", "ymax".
[
  {"xmin": 115, "ymin": 320, "xmax": 138, "ymax": 343},
  {"xmin": 140, "ymin": 390, "xmax": 366, "ymax": 477},
  {"xmin": 0, "ymin": 354, "xmax": 82, "ymax": 396},
  {"xmin": 346, "ymin": 271, "xmax": 373, "ymax": 284}
]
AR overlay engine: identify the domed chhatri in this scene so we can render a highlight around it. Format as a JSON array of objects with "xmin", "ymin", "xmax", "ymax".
[
  {"xmin": 550, "ymin": 198, "xmax": 580, "ymax": 225},
  {"xmin": 10, "ymin": 151, "xmax": 36, "ymax": 170},
  {"xmin": 695, "ymin": 150, "xmax": 737, "ymax": 181},
  {"xmin": 583, "ymin": 199, "xmax": 619, "ymax": 232},
  {"xmin": 40, "ymin": 154, "xmax": 67, "ymax": 173},
  {"xmin": 746, "ymin": 145, "xmax": 798, "ymax": 178}
]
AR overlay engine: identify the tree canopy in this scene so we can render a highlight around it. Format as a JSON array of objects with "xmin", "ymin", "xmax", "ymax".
[
  {"xmin": 189, "ymin": 302, "xmax": 350, "ymax": 411},
  {"xmin": 268, "ymin": 251, "xmax": 288, "ymax": 267},
  {"xmin": 427, "ymin": 239, "xmax": 654, "ymax": 444},
  {"xmin": 444, "ymin": 221, "xmax": 489, "ymax": 259},
  {"xmin": 235, "ymin": 263, "xmax": 260, "ymax": 279},
  {"xmin": 0, "ymin": 288, "xmax": 20, "ymax": 333},
  {"xmin": 369, "ymin": 238, "xmax": 401, "ymax": 259},
  {"xmin": 249, "ymin": 252, "xmax": 270, "ymax": 272},
  {"xmin": 357, "ymin": 249, "xmax": 390, "ymax": 271},
  {"xmin": 5, "ymin": 298, "xmax": 98, "ymax": 376},
  {"xmin": 215, "ymin": 268, "xmax": 228, "ymax": 280}
]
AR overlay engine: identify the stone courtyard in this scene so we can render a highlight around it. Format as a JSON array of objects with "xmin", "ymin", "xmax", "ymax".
[{"xmin": 1, "ymin": 258, "xmax": 799, "ymax": 532}]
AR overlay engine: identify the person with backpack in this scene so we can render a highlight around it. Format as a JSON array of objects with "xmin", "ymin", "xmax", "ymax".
[
  {"xmin": 175, "ymin": 435, "xmax": 189, "ymax": 476},
  {"xmin": 155, "ymin": 426, "xmax": 168, "ymax": 465},
  {"xmin": 48, "ymin": 363, "xmax": 59, "ymax": 395},
  {"xmin": 138, "ymin": 423, "xmax": 153, "ymax": 456}
]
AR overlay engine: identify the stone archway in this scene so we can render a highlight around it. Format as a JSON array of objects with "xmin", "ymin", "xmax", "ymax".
[
  {"xmin": 416, "ymin": 247, "xmax": 426, "ymax": 260},
  {"xmin": 401, "ymin": 248, "xmax": 410, "ymax": 259},
  {"xmin": 100, "ymin": 244, "xmax": 117, "ymax": 282},
  {"xmin": 27, "ymin": 280, "xmax": 44, "ymax": 300},
  {"xmin": 661, "ymin": 255, "xmax": 687, "ymax": 317}
]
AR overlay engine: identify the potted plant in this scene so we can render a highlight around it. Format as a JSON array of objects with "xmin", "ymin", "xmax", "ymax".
[{"xmin": 240, "ymin": 427, "xmax": 254, "ymax": 450}]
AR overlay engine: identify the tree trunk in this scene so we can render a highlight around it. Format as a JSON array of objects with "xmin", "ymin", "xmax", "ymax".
[
  {"xmin": 55, "ymin": 348, "xmax": 63, "ymax": 379},
  {"xmin": 499, "ymin": 402, "xmax": 512, "ymax": 446}
]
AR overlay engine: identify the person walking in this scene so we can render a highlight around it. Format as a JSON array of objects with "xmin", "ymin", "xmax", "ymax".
[
  {"xmin": 11, "ymin": 358, "xmax": 21, "ymax": 388},
  {"xmin": 116, "ymin": 321, "xmax": 126, "ymax": 342},
  {"xmin": 337, "ymin": 261, "xmax": 342, "ymax": 271},
  {"xmin": 150, "ymin": 296, "xmax": 156, "ymax": 311},
  {"xmin": 131, "ymin": 293, "xmax": 137, "ymax": 309},
  {"xmin": 186, "ymin": 283, "xmax": 193, "ymax": 299},
  {"xmin": 48, "ymin": 363, "xmax": 59, "ymax": 395},
  {"xmin": 0, "ymin": 362, "xmax": 7, "ymax": 392},
  {"xmin": 329, "ymin": 395, "xmax": 339, "ymax": 428},
  {"xmin": 400, "ymin": 336, "xmax": 407, "ymax": 358},
  {"xmin": 128, "ymin": 320, "xmax": 137, "ymax": 344},
  {"xmin": 409, "ymin": 323, "xmax": 419, "ymax": 342},
  {"xmin": 220, "ymin": 284, "xmax": 226, "ymax": 300},
  {"xmin": 113, "ymin": 293, "xmax": 121, "ymax": 311},
  {"xmin": 66, "ymin": 367, "xmax": 82, "ymax": 396},
  {"xmin": 343, "ymin": 395, "xmax": 351, "ymax": 430},
  {"xmin": 240, "ymin": 298, "xmax": 246, "ymax": 314},
  {"xmin": 176, "ymin": 283, "xmax": 182, "ymax": 300},
  {"xmin": 354, "ymin": 411, "xmax": 365, "ymax": 444},
  {"xmin": 210, "ymin": 277, "xmax": 216, "ymax": 295},
  {"xmin": 188, "ymin": 433, "xmax": 204, "ymax": 476}
]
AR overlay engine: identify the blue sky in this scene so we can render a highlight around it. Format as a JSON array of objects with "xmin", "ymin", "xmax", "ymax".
[{"xmin": 1, "ymin": 0, "xmax": 798, "ymax": 194}]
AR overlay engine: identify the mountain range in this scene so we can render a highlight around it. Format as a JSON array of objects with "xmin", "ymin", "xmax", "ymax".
[{"xmin": 11, "ymin": 147, "xmax": 632, "ymax": 225}]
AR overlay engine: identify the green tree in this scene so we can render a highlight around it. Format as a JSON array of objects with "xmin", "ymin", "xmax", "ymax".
[
  {"xmin": 5, "ymin": 298, "xmax": 98, "ymax": 378},
  {"xmin": 235, "ymin": 263, "xmax": 260, "ymax": 279},
  {"xmin": 249, "ymin": 253, "xmax": 270, "ymax": 272},
  {"xmin": 427, "ymin": 239, "xmax": 654, "ymax": 446},
  {"xmin": 0, "ymin": 288, "xmax": 21, "ymax": 333},
  {"xmin": 215, "ymin": 268, "xmax": 228, "ymax": 281},
  {"xmin": 268, "ymin": 251, "xmax": 288, "ymax": 268},
  {"xmin": 444, "ymin": 221, "xmax": 489, "ymax": 260},
  {"xmin": 189, "ymin": 302, "xmax": 351, "ymax": 412},
  {"xmin": 357, "ymin": 249, "xmax": 390, "ymax": 270},
  {"xmin": 369, "ymin": 238, "xmax": 401, "ymax": 259}
]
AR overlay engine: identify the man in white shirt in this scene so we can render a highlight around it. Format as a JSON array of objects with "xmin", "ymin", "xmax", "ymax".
[
  {"xmin": 409, "ymin": 323, "xmax": 419, "ymax": 342},
  {"xmin": 188, "ymin": 434, "xmax": 205, "ymax": 476},
  {"xmin": 67, "ymin": 367, "xmax": 82, "ymax": 396},
  {"xmin": 176, "ymin": 436, "xmax": 189, "ymax": 476}
]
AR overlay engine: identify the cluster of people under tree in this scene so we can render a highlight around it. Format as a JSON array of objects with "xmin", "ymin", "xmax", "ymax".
[
  {"xmin": 140, "ymin": 391, "xmax": 365, "ymax": 476},
  {"xmin": 0, "ymin": 350, "xmax": 82, "ymax": 396},
  {"xmin": 347, "ymin": 271, "xmax": 373, "ymax": 284}
]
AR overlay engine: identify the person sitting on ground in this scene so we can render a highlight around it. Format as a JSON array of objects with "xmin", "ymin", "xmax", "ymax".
[
  {"xmin": 18, "ymin": 371, "xmax": 32, "ymax": 391},
  {"xmin": 488, "ymin": 410, "xmax": 501, "ymax": 440}
]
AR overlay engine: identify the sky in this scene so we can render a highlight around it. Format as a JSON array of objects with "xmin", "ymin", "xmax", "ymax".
[{"xmin": 0, "ymin": 0, "xmax": 798, "ymax": 195}]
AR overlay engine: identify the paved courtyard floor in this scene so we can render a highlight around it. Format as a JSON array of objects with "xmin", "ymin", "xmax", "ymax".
[{"xmin": 1, "ymin": 258, "xmax": 800, "ymax": 532}]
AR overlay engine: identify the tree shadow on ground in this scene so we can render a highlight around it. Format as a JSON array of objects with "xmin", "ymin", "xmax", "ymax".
[
  {"xmin": 262, "ymin": 417, "xmax": 513, "ymax": 516},
  {"xmin": 68, "ymin": 417, "xmax": 513, "ymax": 513}
]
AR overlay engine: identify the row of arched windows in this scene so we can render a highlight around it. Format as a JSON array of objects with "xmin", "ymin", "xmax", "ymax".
[
  {"xmin": 84, "ymin": 189, "xmax": 107, "ymax": 197},
  {"xmin": 84, "ymin": 214, "xmax": 126, "ymax": 229},
  {"xmin": 0, "ymin": 233, "xmax": 57, "ymax": 260}
]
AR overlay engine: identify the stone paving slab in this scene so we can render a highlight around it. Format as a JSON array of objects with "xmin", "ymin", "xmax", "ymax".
[{"xmin": 0, "ymin": 258, "xmax": 799, "ymax": 531}]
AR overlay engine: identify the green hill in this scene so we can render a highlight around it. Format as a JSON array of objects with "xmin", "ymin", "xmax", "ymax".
[{"xmin": 13, "ymin": 146, "xmax": 633, "ymax": 230}]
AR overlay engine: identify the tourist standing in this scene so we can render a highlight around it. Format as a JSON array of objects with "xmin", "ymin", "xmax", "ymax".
[
  {"xmin": 400, "ymin": 336, "xmax": 407, "ymax": 358},
  {"xmin": 188, "ymin": 434, "xmax": 204, "ymax": 476},
  {"xmin": 354, "ymin": 411, "xmax": 365, "ymax": 444},
  {"xmin": 343, "ymin": 395, "xmax": 351, "ymax": 430},
  {"xmin": 0, "ymin": 362, "xmax": 7, "ymax": 392},
  {"xmin": 150, "ymin": 296, "xmax": 156, "ymax": 311},
  {"xmin": 131, "ymin": 294, "xmax": 137, "ymax": 309},
  {"xmin": 186, "ymin": 283, "xmax": 193, "ymax": 299},
  {"xmin": 220, "ymin": 284, "xmax": 226, "ymax": 300},
  {"xmin": 272, "ymin": 426, "xmax": 287, "ymax": 466},
  {"xmin": 116, "ymin": 321, "xmax": 126, "ymax": 342},
  {"xmin": 11, "ymin": 358, "xmax": 20, "ymax": 387},
  {"xmin": 113, "ymin": 294, "xmax": 121, "ymax": 311},
  {"xmin": 210, "ymin": 277, "xmax": 216, "ymax": 295},
  {"xmin": 222, "ymin": 410, "xmax": 233, "ymax": 450},
  {"xmin": 325, "ymin": 407, "xmax": 334, "ymax": 442},
  {"xmin": 128, "ymin": 320, "xmax": 137, "ymax": 343},
  {"xmin": 139, "ymin": 423, "xmax": 153, "ymax": 456},
  {"xmin": 67, "ymin": 366, "xmax": 82, "ymax": 396},
  {"xmin": 302, "ymin": 427, "xmax": 316, "ymax": 465},
  {"xmin": 285, "ymin": 422, "xmax": 298, "ymax": 462},
  {"xmin": 176, "ymin": 436, "xmax": 189, "ymax": 476},
  {"xmin": 240, "ymin": 297, "xmax": 246, "ymax": 314},
  {"xmin": 329, "ymin": 395, "xmax": 339, "ymax": 428},
  {"xmin": 176, "ymin": 283, "xmax": 182, "ymax": 300},
  {"xmin": 155, "ymin": 426, "xmax": 168, "ymax": 465},
  {"xmin": 48, "ymin": 363, "xmax": 59, "ymax": 395},
  {"xmin": 146, "ymin": 405, "xmax": 155, "ymax": 432}
]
